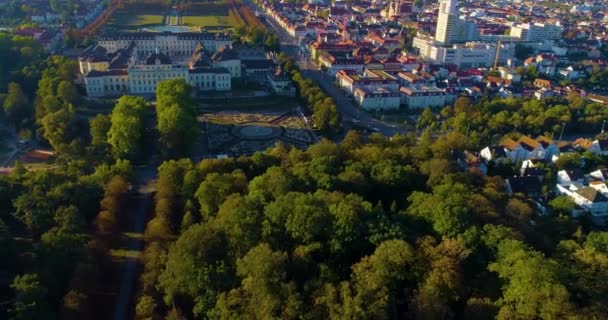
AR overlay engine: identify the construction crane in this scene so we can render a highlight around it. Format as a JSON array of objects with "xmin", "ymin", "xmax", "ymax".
[{"xmin": 493, "ymin": 39, "xmax": 502, "ymax": 70}]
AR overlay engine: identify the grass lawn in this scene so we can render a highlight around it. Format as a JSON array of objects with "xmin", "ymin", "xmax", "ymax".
[
  {"xmin": 182, "ymin": 14, "xmax": 237, "ymax": 28},
  {"xmin": 106, "ymin": 12, "xmax": 165, "ymax": 30}
]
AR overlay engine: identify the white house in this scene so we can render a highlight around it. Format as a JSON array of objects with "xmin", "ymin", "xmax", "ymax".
[
  {"xmin": 319, "ymin": 55, "xmax": 365, "ymax": 76},
  {"xmin": 500, "ymin": 135, "xmax": 560, "ymax": 162},
  {"xmin": 336, "ymin": 69, "xmax": 399, "ymax": 95},
  {"xmin": 480, "ymin": 146, "xmax": 509, "ymax": 163},
  {"xmin": 399, "ymin": 86, "xmax": 446, "ymax": 109},
  {"xmin": 557, "ymin": 184, "xmax": 608, "ymax": 224},
  {"xmin": 557, "ymin": 169, "xmax": 585, "ymax": 187},
  {"xmin": 353, "ymin": 88, "xmax": 400, "ymax": 111},
  {"xmin": 586, "ymin": 139, "xmax": 608, "ymax": 156}
]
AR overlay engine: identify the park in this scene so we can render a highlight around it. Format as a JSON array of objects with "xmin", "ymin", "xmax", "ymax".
[{"xmin": 104, "ymin": 0, "xmax": 246, "ymax": 32}]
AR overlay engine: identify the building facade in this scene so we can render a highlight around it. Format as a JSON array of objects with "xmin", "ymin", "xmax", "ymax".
[
  {"xmin": 510, "ymin": 23, "xmax": 562, "ymax": 42},
  {"xmin": 97, "ymin": 32, "xmax": 232, "ymax": 56},
  {"xmin": 82, "ymin": 32, "xmax": 235, "ymax": 97},
  {"xmin": 353, "ymin": 88, "xmax": 400, "ymax": 110},
  {"xmin": 435, "ymin": 0, "xmax": 477, "ymax": 45}
]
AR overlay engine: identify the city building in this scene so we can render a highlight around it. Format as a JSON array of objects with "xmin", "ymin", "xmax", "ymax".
[
  {"xmin": 415, "ymin": 38, "xmax": 515, "ymax": 68},
  {"xmin": 81, "ymin": 33, "xmax": 235, "ymax": 97},
  {"xmin": 267, "ymin": 67, "xmax": 296, "ymax": 97},
  {"xmin": 400, "ymin": 86, "xmax": 446, "ymax": 109},
  {"xmin": 435, "ymin": 0, "xmax": 478, "ymax": 45},
  {"xmin": 97, "ymin": 32, "xmax": 232, "ymax": 56},
  {"xmin": 353, "ymin": 87, "xmax": 401, "ymax": 111},
  {"xmin": 510, "ymin": 22, "xmax": 562, "ymax": 42},
  {"xmin": 413, "ymin": 0, "xmax": 515, "ymax": 67},
  {"xmin": 336, "ymin": 69, "xmax": 399, "ymax": 95}
]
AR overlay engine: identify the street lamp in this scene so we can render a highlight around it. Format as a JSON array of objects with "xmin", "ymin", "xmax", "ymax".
[{"xmin": 558, "ymin": 122, "xmax": 566, "ymax": 142}]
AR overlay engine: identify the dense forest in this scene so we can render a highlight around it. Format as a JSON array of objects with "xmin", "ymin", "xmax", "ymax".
[
  {"xmin": 129, "ymin": 131, "xmax": 608, "ymax": 320},
  {"xmin": 2, "ymin": 28, "xmax": 608, "ymax": 320}
]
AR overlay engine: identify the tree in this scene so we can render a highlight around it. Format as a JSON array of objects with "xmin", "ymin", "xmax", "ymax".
[
  {"xmin": 211, "ymin": 243, "xmax": 302, "ymax": 319},
  {"xmin": 56, "ymin": 80, "xmax": 77, "ymax": 105},
  {"xmin": 215, "ymin": 194, "xmax": 263, "ymax": 256},
  {"xmin": 39, "ymin": 104, "xmax": 78, "ymax": 152},
  {"xmin": 155, "ymin": 79, "xmax": 197, "ymax": 157},
  {"xmin": 140, "ymin": 242, "xmax": 167, "ymax": 295},
  {"xmin": 54, "ymin": 205, "xmax": 85, "ymax": 233},
  {"xmin": 155, "ymin": 78, "xmax": 193, "ymax": 114},
  {"xmin": 158, "ymin": 223, "xmax": 233, "ymax": 317},
  {"xmin": 407, "ymin": 182, "xmax": 474, "ymax": 237},
  {"xmin": 13, "ymin": 191, "xmax": 54, "ymax": 235},
  {"xmin": 95, "ymin": 176, "xmax": 129, "ymax": 233},
  {"xmin": 315, "ymin": 240, "xmax": 415, "ymax": 319},
  {"xmin": 107, "ymin": 96, "xmax": 147, "ymax": 159},
  {"xmin": 194, "ymin": 170, "xmax": 248, "ymax": 220},
  {"xmin": 554, "ymin": 153, "xmax": 582, "ymax": 170},
  {"xmin": 417, "ymin": 107, "xmax": 435, "ymax": 131},
  {"xmin": 10, "ymin": 274, "xmax": 52, "ymax": 320},
  {"xmin": 89, "ymin": 114, "xmax": 110, "ymax": 146},
  {"xmin": 453, "ymin": 96, "xmax": 472, "ymax": 114},
  {"xmin": 157, "ymin": 103, "xmax": 198, "ymax": 157},
  {"xmin": 555, "ymin": 233, "xmax": 608, "ymax": 318},
  {"xmin": 413, "ymin": 238, "xmax": 470, "ymax": 320},
  {"xmin": 3, "ymin": 82, "xmax": 30, "ymax": 127},
  {"xmin": 263, "ymin": 191, "xmax": 332, "ymax": 247},
  {"xmin": 248, "ymin": 166, "xmax": 295, "ymax": 204},
  {"xmin": 135, "ymin": 295, "xmax": 158, "ymax": 320},
  {"xmin": 0, "ymin": 218, "xmax": 16, "ymax": 271},
  {"xmin": 62, "ymin": 290, "xmax": 88, "ymax": 320},
  {"xmin": 313, "ymin": 102, "xmax": 341, "ymax": 133},
  {"xmin": 489, "ymin": 239, "xmax": 575, "ymax": 319},
  {"xmin": 549, "ymin": 196, "xmax": 576, "ymax": 215}
]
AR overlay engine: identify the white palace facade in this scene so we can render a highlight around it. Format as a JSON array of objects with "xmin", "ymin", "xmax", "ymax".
[{"xmin": 81, "ymin": 32, "xmax": 239, "ymax": 97}]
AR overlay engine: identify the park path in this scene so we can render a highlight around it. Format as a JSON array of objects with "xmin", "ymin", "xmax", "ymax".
[{"xmin": 112, "ymin": 165, "xmax": 157, "ymax": 320}]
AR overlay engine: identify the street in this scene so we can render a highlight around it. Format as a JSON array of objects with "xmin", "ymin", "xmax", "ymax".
[
  {"xmin": 113, "ymin": 164, "xmax": 157, "ymax": 320},
  {"xmin": 257, "ymin": 6, "xmax": 405, "ymax": 137}
]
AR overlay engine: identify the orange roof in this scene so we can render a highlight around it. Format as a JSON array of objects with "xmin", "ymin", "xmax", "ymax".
[
  {"xmin": 518, "ymin": 135, "xmax": 540, "ymax": 150},
  {"xmin": 501, "ymin": 137, "xmax": 519, "ymax": 151},
  {"xmin": 535, "ymin": 135, "xmax": 554, "ymax": 147},
  {"xmin": 574, "ymin": 138, "xmax": 593, "ymax": 149}
]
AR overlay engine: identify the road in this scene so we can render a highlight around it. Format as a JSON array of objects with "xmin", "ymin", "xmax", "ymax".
[
  {"xmin": 256, "ymin": 6, "xmax": 405, "ymax": 137},
  {"xmin": 112, "ymin": 164, "xmax": 157, "ymax": 320}
]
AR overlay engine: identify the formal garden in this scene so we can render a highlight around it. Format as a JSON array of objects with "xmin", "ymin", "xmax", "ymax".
[{"xmin": 203, "ymin": 110, "xmax": 316, "ymax": 156}]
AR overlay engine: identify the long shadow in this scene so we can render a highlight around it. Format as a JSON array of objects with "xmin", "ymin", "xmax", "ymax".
[{"xmin": 112, "ymin": 167, "xmax": 157, "ymax": 320}]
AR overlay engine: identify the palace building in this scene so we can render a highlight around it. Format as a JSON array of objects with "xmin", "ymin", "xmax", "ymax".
[
  {"xmin": 97, "ymin": 32, "xmax": 232, "ymax": 56},
  {"xmin": 80, "ymin": 32, "xmax": 239, "ymax": 97}
]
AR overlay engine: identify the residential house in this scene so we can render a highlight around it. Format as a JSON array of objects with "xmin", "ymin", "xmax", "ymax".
[
  {"xmin": 480, "ymin": 146, "xmax": 509, "ymax": 163},
  {"xmin": 500, "ymin": 135, "xmax": 560, "ymax": 162},
  {"xmin": 557, "ymin": 185, "xmax": 608, "ymax": 224},
  {"xmin": 586, "ymin": 139, "xmax": 608, "ymax": 156},
  {"xmin": 505, "ymin": 176, "xmax": 543, "ymax": 198},
  {"xmin": 454, "ymin": 151, "xmax": 488, "ymax": 175},
  {"xmin": 319, "ymin": 54, "xmax": 365, "ymax": 76},
  {"xmin": 557, "ymin": 169, "xmax": 585, "ymax": 187}
]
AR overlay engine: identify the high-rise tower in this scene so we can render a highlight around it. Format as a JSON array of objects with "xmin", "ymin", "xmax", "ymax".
[{"xmin": 435, "ymin": 0, "xmax": 469, "ymax": 45}]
